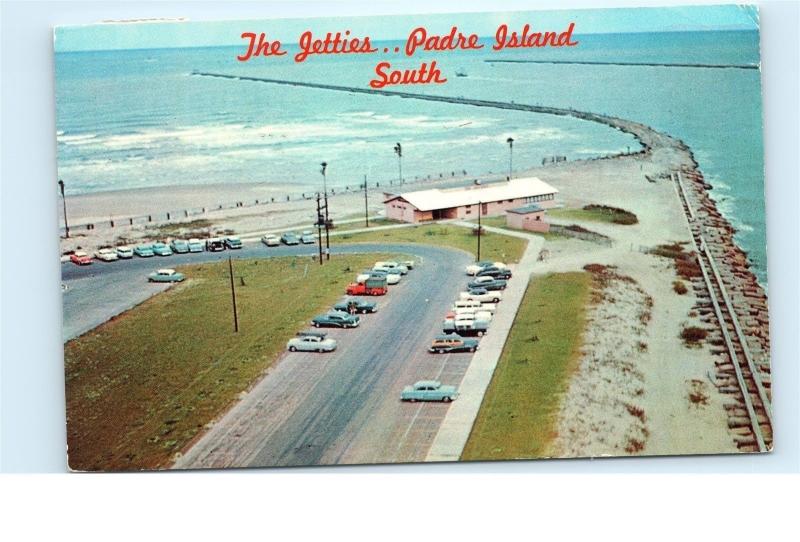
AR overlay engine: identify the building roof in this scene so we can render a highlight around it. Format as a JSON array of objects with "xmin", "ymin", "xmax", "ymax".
[
  {"xmin": 384, "ymin": 177, "xmax": 558, "ymax": 212},
  {"xmin": 507, "ymin": 204, "xmax": 545, "ymax": 215}
]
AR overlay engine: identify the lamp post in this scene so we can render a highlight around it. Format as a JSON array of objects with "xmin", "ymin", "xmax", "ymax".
[
  {"xmin": 477, "ymin": 200, "xmax": 482, "ymax": 261},
  {"xmin": 58, "ymin": 179, "xmax": 70, "ymax": 238},
  {"xmin": 506, "ymin": 137, "xmax": 514, "ymax": 180},
  {"xmin": 320, "ymin": 161, "xmax": 330, "ymax": 260},
  {"xmin": 394, "ymin": 142, "xmax": 403, "ymax": 185}
]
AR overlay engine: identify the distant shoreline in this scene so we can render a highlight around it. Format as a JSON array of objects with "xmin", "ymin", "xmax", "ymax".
[{"xmin": 485, "ymin": 58, "xmax": 759, "ymax": 70}]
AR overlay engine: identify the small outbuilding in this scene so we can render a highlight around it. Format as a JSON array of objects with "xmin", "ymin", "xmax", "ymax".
[
  {"xmin": 383, "ymin": 177, "xmax": 558, "ymax": 223},
  {"xmin": 506, "ymin": 203, "xmax": 550, "ymax": 233}
]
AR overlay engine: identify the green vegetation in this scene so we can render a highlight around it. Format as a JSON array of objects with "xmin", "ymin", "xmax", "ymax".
[
  {"xmin": 680, "ymin": 325, "xmax": 709, "ymax": 346},
  {"xmin": 550, "ymin": 204, "xmax": 638, "ymax": 225},
  {"xmin": 64, "ymin": 253, "xmax": 398, "ymax": 471},
  {"xmin": 147, "ymin": 218, "xmax": 214, "ymax": 239},
  {"xmin": 332, "ymin": 223, "xmax": 528, "ymax": 263},
  {"xmin": 461, "ymin": 272, "xmax": 592, "ymax": 460}
]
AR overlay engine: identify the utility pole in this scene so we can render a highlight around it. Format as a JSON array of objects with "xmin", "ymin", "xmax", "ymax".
[
  {"xmin": 506, "ymin": 137, "xmax": 514, "ymax": 180},
  {"xmin": 315, "ymin": 193, "xmax": 324, "ymax": 265},
  {"xmin": 394, "ymin": 142, "xmax": 403, "ymax": 185},
  {"xmin": 363, "ymin": 174, "xmax": 369, "ymax": 228},
  {"xmin": 228, "ymin": 256, "xmax": 239, "ymax": 333},
  {"xmin": 58, "ymin": 179, "xmax": 70, "ymax": 238},
  {"xmin": 477, "ymin": 200, "xmax": 482, "ymax": 261},
  {"xmin": 321, "ymin": 162, "xmax": 330, "ymax": 260}
]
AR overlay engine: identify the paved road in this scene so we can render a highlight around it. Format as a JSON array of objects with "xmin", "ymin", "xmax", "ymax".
[{"xmin": 62, "ymin": 240, "xmax": 484, "ymax": 467}]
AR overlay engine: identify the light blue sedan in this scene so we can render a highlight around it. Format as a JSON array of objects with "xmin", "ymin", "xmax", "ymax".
[
  {"xmin": 134, "ymin": 244, "xmax": 154, "ymax": 257},
  {"xmin": 152, "ymin": 242, "xmax": 173, "ymax": 256},
  {"xmin": 401, "ymin": 381, "xmax": 458, "ymax": 402}
]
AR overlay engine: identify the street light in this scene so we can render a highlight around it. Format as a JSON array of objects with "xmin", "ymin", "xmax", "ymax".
[
  {"xmin": 58, "ymin": 178, "xmax": 70, "ymax": 238},
  {"xmin": 506, "ymin": 137, "xmax": 514, "ymax": 180},
  {"xmin": 320, "ymin": 161, "xmax": 330, "ymax": 260},
  {"xmin": 394, "ymin": 142, "xmax": 403, "ymax": 185}
]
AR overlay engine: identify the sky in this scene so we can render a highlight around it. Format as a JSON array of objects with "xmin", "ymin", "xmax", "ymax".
[{"xmin": 54, "ymin": 4, "xmax": 760, "ymax": 52}]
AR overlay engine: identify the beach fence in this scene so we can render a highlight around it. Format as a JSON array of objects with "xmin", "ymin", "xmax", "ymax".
[
  {"xmin": 549, "ymin": 224, "xmax": 614, "ymax": 246},
  {"xmin": 59, "ymin": 168, "xmax": 486, "ymax": 234}
]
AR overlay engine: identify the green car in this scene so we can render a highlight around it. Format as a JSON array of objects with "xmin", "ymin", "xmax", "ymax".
[
  {"xmin": 148, "ymin": 269, "xmax": 185, "ymax": 283},
  {"xmin": 332, "ymin": 299, "xmax": 378, "ymax": 314},
  {"xmin": 170, "ymin": 239, "xmax": 190, "ymax": 253},
  {"xmin": 151, "ymin": 242, "xmax": 173, "ymax": 256},
  {"xmin": 401, "ymin": 381, "xmax": 458, "ymax": 402},
  {"xmin": 311, "ymin": 311, "xmax": 360, "ymax": 328},
  {"xmin": 134, "ymin": 244, "xmax": 154, "ymax": 257}
]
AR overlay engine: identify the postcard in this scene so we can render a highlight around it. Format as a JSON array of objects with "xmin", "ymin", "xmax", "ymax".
[{"xmin": 55, "ymin": 5, "xmax": 770, "ymax": 471}]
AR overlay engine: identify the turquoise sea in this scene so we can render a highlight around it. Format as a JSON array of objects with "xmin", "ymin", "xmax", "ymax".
[{"xmin": 54, "ymin": 30, "xmax": 767, "ymax": 284}]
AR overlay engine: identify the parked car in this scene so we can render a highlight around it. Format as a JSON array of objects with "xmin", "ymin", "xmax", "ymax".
[
  {"xmin": 400, "ymin": 260, "xmax": 415, "ymax": 270},
  {"xmin": 148, "ymin": 268, "xmax": 185, "ymax": 283},
  {"xmin": 281, "ymin": 232, "xmax": 299, "ymax": 245},
  {"xmin": 94, "ymin": 248, "xmax": 118, "ymax": 262},
  {"xmin": 374, "ymin": 261, "xmax": 409, "ymax": 275},
  {"xmin": 468, "ymin": 276, "xmax": 507, "ymax": 290},
  {"xmin": 134, "ymin": 244, "xmax": 154, "ymax": 257},
  {"xmin": 459, "ymin": 288, "xmax": 503, "ymax": 303},
  {"xmin": 69, "ymin": 251, "xmax": 93, "ymax": 265},
  {"xmin": 401, "ymin": 381, "xmax": 458, "ymax": 402},
  {"xmin": 300, "ymin": 231, "xmax": 316, "ymax": 244},
  {"xmin": 442, "ymin": 318, "xmax": 489, "ymax": 337},
  {"xmin": 311, "ymin": 311, "xmax": 360, "ymax": 328},
  {"xmin": 205, "ymin": 238, "xmax": 226, "ymax": 252},
  {"xmin": 465, "ymin": 260, "xmax": 508, "ymax": 276},
  {"xmin": 151, "ymin": 242, "xmax": 173, "ymax": 256},
  {"xmin": 428, "ymin": 334, "xmax": 479, "ymax": 354},
  {"xmin": 225, "ymin": 236, "xmax": 242, "ymax": 249},
  {"xmin": 261, "ymin": 234, "xmax": 280, "ymax": 247},
  {"xmin": 287, "ymin": 332, "xmax": 337, "ymax": 352},
  {"xmin": 474, "ymin": 310, "xmax": 493, "ymax": 323},
  {"xmin": 170, "ymin": 239, "xmax": 190, "ymax": 253},
  {"xmin": 116, "ymin": 245, "xmax": 134, "ymax": 259},
  {"xmin": 333, "ymin": 299, "xmax": 378, "ymax": 314},
  {"xmin": 363, "ymin": 269, "xmax": 401, "ymax": 284},
  {"xmin": 187, "ymin": 238, "xmax": 204, "ymax": 253},
  {"xmin": 476, "ymin": 266, "xmax": 513, "ymax": 279}
]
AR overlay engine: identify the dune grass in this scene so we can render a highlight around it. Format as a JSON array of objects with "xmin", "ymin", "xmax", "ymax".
[
  {"xmin": 332, "ymin": 223, "xmax": 528, "ymax": 263},
  {"xmin": 461, "ymin": 272, "xmax": 592, "ymax": 461},
  {"xmin": 64, "ymin": 253, "xmax": 396, "ymax": 471},
  {"xmin": 549, "ymin": 204, "xmax": 638, "ymax": 225}
]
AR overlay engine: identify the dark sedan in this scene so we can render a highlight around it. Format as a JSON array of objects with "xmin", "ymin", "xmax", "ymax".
[{"xmin": 333, "ymin": 299, "xmax": 378, "ymax": 314}]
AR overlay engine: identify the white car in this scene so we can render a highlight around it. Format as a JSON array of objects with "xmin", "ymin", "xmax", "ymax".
[
  {"xmin": 95, "ymin": 248, "xmax": 119, "ymax": 262},
  {"xmin": 460, "ymin": 289, "xmax": 503, "ymax": 303},
  {"xmin": 359, "ymin": 270, "xmax": 400, "ymax": 284},
  {"xmin": 261, "ymin": 234, "xmax": 280, "ymax": 247},
  {"xmin": 374, "ymin": 261, "xmax": 409, "ymax": 275},
  {"xmin": 465, "ymin": 261, "xmax": 508, "ymax": 276},
  {"xmin": 287, "ymin": 334, "xmax": 337, "ymax": 353},
  {"xmin": 474, "ymin": 310, "xmax": 493, "ymax": 323},
  {"xmin": 116, "ymin": 245, "xmax": 134, "ymax": 259}
]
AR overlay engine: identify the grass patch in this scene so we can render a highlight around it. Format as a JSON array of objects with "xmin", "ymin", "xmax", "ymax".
[
  {"xmin": 64, "ymin": 253, "xmax": 398, "ymax": 471},
  {"xmin": 550, "ymin": 204, "xmax": 638, "ymax": 225},
  {"xmin": 650, "ymin": 242, "xmax": 702, "ymax": 280},
  {"xmin": 461, "ymin": 272, "xmax": 592, "ymax": 460},
  {"xmin": 332, "ymin": 223, "xmax": 528, "ymax": 263},
  {"xmin": 330, "ymin": 217, "xmax": 404, "ymax": 232},
  {"xmin": 146, "ymin": 218, "xmax": 215, "ymax": 239}
]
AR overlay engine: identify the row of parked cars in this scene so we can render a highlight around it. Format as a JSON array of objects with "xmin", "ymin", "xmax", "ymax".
[
  {"xmin": 68, "ymin": 236, "xmax": 243, "ymax": 265},
  {"xmin": 400, "ymin": 261, "xmax": 512, "ymax": 402},
  {"xmin": 261, "ymin": 231, "xmax": 316, "ymax": 247},
  {"xmin": 285, "ymin": 261, "xmax": 410, "ymax": 353}
]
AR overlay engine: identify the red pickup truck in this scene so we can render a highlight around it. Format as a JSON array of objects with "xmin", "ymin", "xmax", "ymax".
[{"xmin": 346, "ymin": 277, "xmax": 387, "ymax": 296}]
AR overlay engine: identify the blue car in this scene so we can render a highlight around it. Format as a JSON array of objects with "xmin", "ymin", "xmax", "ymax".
[
  {"xmin": 170, "ymin": 239, "xmax": 190, "ymax": 253},
  {"xmin": 134, "ymin": 244, "xmax": 154, "ymax": 257},
  {"xmin": 151, "ymin": 242, "xmax": 173, "ymax": 256}
]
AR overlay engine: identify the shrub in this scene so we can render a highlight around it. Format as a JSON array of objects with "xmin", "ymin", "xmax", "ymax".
[
  {"xmin": 672, "ymin": 280, "xmax": 688, "ymax": 295},
  {"xmin": 680, "ymin": 326, "xmax": 708, "ymax": 345}
]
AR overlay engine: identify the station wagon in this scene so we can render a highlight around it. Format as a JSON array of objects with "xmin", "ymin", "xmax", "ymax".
[
  {"xmin": 311, "ymin": 311, "xmax": 360, "ymax": 328},
  {"xmin": 428, "ymin": 334, "xmax": 479, "ymax": 354}
]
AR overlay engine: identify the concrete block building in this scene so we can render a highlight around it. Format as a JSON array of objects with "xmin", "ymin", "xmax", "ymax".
[
  {"xmin": 383, "ymin": 177, "xmax": 558, "ymax": 223},
  {"xmin": 505, "ymin": 203, "xmax": 551, "ymax": 233}
]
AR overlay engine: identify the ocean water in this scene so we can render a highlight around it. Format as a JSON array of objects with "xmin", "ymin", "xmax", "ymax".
[{"xmin": 54, "ymin": 30, "xmax": 767, "ymax": 284}]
